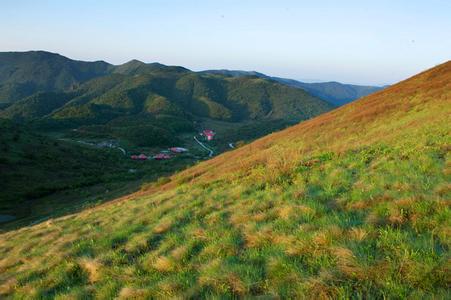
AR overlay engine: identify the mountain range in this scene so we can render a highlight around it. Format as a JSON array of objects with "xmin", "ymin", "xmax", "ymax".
[
  {"xmin": 200, "ymin": 69, "xmax": 386, "ymax": 106},
  {"xmin": 0, "ymin": 51, "xmax": 385, "ymax": 107},
  {"xmin": 0, "ymin": 51, "xmax": 335, "ymax": 148}
]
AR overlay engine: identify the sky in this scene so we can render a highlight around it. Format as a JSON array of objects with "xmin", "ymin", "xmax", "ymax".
[{"xmin": 1, "ymin": 0, "xmax": 450, "ymax": 85}]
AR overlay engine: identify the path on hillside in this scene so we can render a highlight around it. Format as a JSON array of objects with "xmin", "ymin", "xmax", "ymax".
[
  {"xmin": 59, "ymin": 138, "xmax": 127, "ymax": 156},
  {"xmin": 116, "ymin": 146, "xmax": 126, "ymax": 155},
  {"xmin": 194, "ymin": 136, "xmax": 214, "ymax": 157}
]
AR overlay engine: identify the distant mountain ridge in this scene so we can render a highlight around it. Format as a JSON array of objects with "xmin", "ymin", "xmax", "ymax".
[
  {"xmin": 0, "ymin": 63, "xmax": 332, "ymax": 124},
  {"xmin": 0, "ymin": 51, "xmax": 112, "ymax": 103},
  {"xmin": 0, "ymin": 51, "xmax": 333, "ymax": 149},
  {"xmin": 0, "ymin": 51, "xmax": 193, "ymax": 104},
  {"xmin": 0, "ymin": 51, "xmax": 385, "ymax": 107},
  {"xmin": 200, "ymin": 69, "xmax": 386, "ymax": 106}
]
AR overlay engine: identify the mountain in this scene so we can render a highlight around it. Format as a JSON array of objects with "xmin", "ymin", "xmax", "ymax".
[
  {"xmin": 42, "ymin": 72, "xmax": 330, "ymax": 124},
  {"xmin": 271, "ymin": 78, "xmax": 386, "ymax": 106},
  {"xmin": 0, "ymin": 61, "xmax": 448, "ymax": 298},
  {"xmin": 0, "ymin": 51, "xmax": 333, "ymax": 148},
  {"xmin": 1, "ymin": 73, "xmax": 331, "ymax": 148},
  {"xmin": 112, "ymin": 59, "xmax": 190, "ymax": 76},
  {"xmin": 200, "ymin": 69, "xmax": 268, "ymax": 78},
  {"xmin": 0, "ymin": 51, "xmax": 384, "ymax": 109},
  {"xmin": 0, "ymin": 51, "xmax": 112, "ymax": 103},
  {"xmin": 201, "ymin": 69, "xmax": 386, "ymax": 106},
  {"xmin": 0, "ymin": 91, "xmax": 76, "ymax": 121}
]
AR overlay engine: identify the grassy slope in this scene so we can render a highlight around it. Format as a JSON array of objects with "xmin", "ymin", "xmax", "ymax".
[{"xmin": 0, "ymin": 62, "xmax": 450, "ymax": 298}]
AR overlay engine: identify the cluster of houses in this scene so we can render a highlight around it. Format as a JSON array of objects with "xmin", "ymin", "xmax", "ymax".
[
  {"xmin": 131, "ymin": 147, "xmax": 188, "ymax": 161},
  {"xmin": 130, "ymin": 128, "xmax": 216, "ymax": 162}
]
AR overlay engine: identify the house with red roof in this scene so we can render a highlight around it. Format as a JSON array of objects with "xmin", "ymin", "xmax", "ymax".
[
  {"xmin": 131, "ymin": 154, "xmax": 148, "ymax": 160},
  {"xmin": 202, "ymin": 129, "xmax": 215, "ymax": 141},
  {"xmin": 153, "ymin": 153, "xmax": 171, "ymax": 160}
]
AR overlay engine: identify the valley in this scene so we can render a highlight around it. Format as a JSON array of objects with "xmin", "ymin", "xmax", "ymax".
[{"xmin": 0, "ymin": 51, "xmax": 333, "ymax": 230}]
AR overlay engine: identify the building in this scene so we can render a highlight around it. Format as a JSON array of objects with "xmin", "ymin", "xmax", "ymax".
[
  {"xmin": 202, "ymin": 129, "xmax": 215, "ymax": 141},
  {"xmin": 138, "ymin": 154, "xmax": 148, "ymax": 160},
  {"xmin": 153, "ymin": 153, "xmax": 171, "ymax": 160},
  {"xmin": 131, "ymin": 154, "xmax": 148, "ymax": 160},
  {"xmin": 169, "ymin": 147, "xmax": 188, "ymax": 153}
]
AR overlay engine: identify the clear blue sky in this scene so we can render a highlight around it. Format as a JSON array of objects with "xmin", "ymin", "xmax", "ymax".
[{"xmin": 1, "ymin": 0, "xmax": 450, "ymax": 85}]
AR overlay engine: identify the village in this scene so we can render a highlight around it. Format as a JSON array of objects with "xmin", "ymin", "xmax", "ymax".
[{"xmin": 130, "ymin": 129, "xmax": 216, "ymax": 161}]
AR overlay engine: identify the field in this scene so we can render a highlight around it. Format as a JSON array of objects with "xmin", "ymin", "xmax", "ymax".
[{"xmin": 0, "ymin": 62, "xmax": 449, "ymax": 298}]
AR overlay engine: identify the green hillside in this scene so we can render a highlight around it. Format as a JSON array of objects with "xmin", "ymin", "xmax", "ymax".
[
  {"xmin": 112, "ymin": 60, "xmax": 190, "ymax": 76},
  {"xmin": 0, "ymin": 51, "xmax": 384, "ymax": 109},
  {"xmin": 0, "ymin": 92, "xmax": 76, "ymax": 121},
  {"xmin": 43, "ymin": 72, "xmax": 331, "ymax": 124},
  {"xmin": 201, "ymin": 69, "xmax": 386, "ymax": 106},
  {"xmin": 0, "ymin": 58, "xmax": 332, "ymax": 149},
  {"xmin": 0, "ymin": 51, "xmax": 112, "ymax": 103},
  {"xmin": 0, "ymin": 120, "xmax": 123, "ymax": 219},
  {"xmin": 0, "ymin": 61, "xmax": 448, "ymax": 298},
  {"xmin": 0, "ymin": 119, "xmax": 203, "ymax": 228},
  {"xmin": 273, "ymin": 79, "xmax": 386, "ymax": 106}
]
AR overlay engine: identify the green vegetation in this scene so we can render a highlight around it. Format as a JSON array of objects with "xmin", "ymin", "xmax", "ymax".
[
  {"xmin": 0, "ymin": 60, "xmax": 448, "ymax": 299},
  {"xmin": 201, "ymin": 69, "xmax": 386, "ymax": 106},
  {"xmin": 270, "ymin": 78, "xmax": 386, "ymax": 106},
  {"xmin": 0, "ymin": 51, "xmax": 332, "ymax": 152},
  {"xmin": 0, "ymin": 52, "xmax": 333, "ymax": 226},
  {"xmin": 0, "ymin": 51, "xmax": 112, "ymax": 103},
  {"xmin": 0, "ymin": 92, "xmax": 76, "ymax": 121},
  {"xmin": 0, "ymin": 52, "xmax": 333, "ymax": 228},
  {"xmin": 0, "ymin": 50, "xmax": 385, "ymax": 110},
  {"xmin": 0, "ymin": 119, "xmax": 200, "ymax": 228}
]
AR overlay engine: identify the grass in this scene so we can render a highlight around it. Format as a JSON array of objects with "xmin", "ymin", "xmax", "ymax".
[{"xmin": 0, "ymin": 61, "xmax": 450, "ymax": 298}]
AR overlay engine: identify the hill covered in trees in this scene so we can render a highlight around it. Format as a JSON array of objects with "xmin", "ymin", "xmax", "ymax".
[
  {"xmin": 201, "ymin": 69, "xmax": 386, "ymax": 106},
  {"xmin": 0, "ymin": 51, "xmax": 333, "ymax": 148}
]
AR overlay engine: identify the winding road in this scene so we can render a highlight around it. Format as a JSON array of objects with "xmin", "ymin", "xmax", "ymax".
[
  {"xmin": 116, "ymin": 146, "xmax": 126, "ymax": 155},
  {"xmin": 194, "ymin": 136, "xmax": 214, "ymax": 157},
  {"xmin": 59, "ymin": 138, "xmax": 127, "ymax": 156}
]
